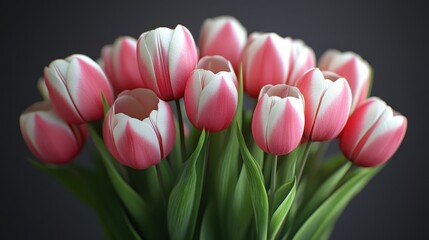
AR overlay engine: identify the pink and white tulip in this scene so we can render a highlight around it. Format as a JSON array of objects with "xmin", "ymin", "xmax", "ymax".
[
  {"xmin": 184, "ymin": 56, "xmax": 238, "ymax": 132},
  {"xmin": 137, "ymin": 25, "xmax": 198, "ymax": 101},
  {"xmin": 252, "ymin": 84, "xmax": 305, "ymax": 155},
  {"xmin": 20, "ymin": 101, "xmax": 87, "ymax": 164},
  {"xmin": 287, "ymin": 38, "xmax": 316, "ymax": 86},
  {"xmin": 296, "ymin": 68, "xmax": 352, "ymax": 141},
  {"xmin": 339, "ymin": 97, "xmax": 407, "ymax": 167},
  {"xmin": 103, "ymin": 88, "xmax": 176, "ymax": 169},
  {"xmin": 199, "ymin": 16, "xmax": 247, "ymax": 71},
  {"xmin": 241, "ymin": 33, "xmax": 293, "ymax": 97},
  {"xmin": 318, "ymin": 49, "xmax": 371, "ymax": 112},
  {"xmin": 44, "ymin": 54, "xmax": 114, "ymax": 124},
  {"xmin": 101, "ymin": 36, "xmax": 143, "ymax": 94}
]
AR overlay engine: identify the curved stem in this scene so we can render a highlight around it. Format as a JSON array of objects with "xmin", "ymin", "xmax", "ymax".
[
  {"xmin": 269, "ymin": 154, "xmax": 278, "ymax": 215},
  {"xmin": 175, "ymin": 100, "xmax": 187, "ymax": 162},
  {"xmin": 297, "ymin": 141, "xmax": 312, "ymax": 185}
]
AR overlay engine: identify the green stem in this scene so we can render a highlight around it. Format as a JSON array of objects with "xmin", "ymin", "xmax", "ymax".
[
  {"xmin": 175, "ymin": 99, "xmax": 187, "ymax": 162},
  {"xmin": 297, "ymin": 141, "xmax": 312, "ymax": 185},
  {"xmin": 269, "ymin": 155, "xmax": 278, "ymax": 215},
  {"xmin": 155, "ymin": 164, "xmax": 167, "ymax": 207}
]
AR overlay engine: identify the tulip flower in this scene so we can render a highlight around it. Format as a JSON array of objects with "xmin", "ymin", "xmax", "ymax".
[
  {"xmin": 101, "ymin": 36, "xmax": 143, "ymax": 94},
  {"xmin": 199, "ymin": 16, "xmax": 247, "ymax": 71},
  {"xmin": 44, "ymin": 54, "xmax": 114, "ymax": 124},
  {"xmin": 241, "ymin": 33, "xmax": 292, "ymax": 97},
  {"xmin": 137, "ymin": 25, "xmax": 198, "ymax": 101},
  {"xmin": 318, "ymin": 49, "xmax": 371, "ymax": 112},
  {"xmin": 20, "ymin": 101, "xmax": 87, "ymax": 164},
  {"xmin": 296, "ymin": 68, "xmax": 352, "ymax": 141},
  {"xmin": 252, "ymin": 84, "xmax": 305, "ymax": 155},
  {"xmin": 103, "ymin": 88, "xmax": 176, "ymax": 169},
  {"xmin": 339, "ymin": 97, "xmax": 407, "ymax": 167},
  {"xmin": 184, "ymin": 56, "xmax": 238, "ymax": 132},
  {"xmin": 287, "ymin": 38, "xmax": 316, "ymax": 86}
]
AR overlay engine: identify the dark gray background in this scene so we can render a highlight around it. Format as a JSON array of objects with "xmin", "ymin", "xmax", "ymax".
[{"xmin": 3, "ymin": 0, "xmax": 428, "ymax": 239}]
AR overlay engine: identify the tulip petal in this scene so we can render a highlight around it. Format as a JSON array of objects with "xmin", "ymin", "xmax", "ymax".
[
  {"xmin": 65, "ymin": 56, "xmax": 110, "ymax": 122},
  {"xmin": 340, "ymin": 98, "xmax": 386, "ymax": 159},
  {"xmin": 169, "ymin": 25, "xmax": 198, "ymax": 99},
  {"xmin": 138, "ymin": 28, "xmax": 174, "ymax": 99},
  {"xmin": 252, "ymin": 94, "xmax": 271, "ymax": 152},
  {"xmin": 243, "ymin": 34, "xmax": 291, "ymax": 97},
  {"xmin": 113, "ymin": 116, "xmax": 161, "ymax": 169},
  {"xmin": 151, "ymin": 101, "xmax": 176, "ymax": 158},
  {"xmin": 267, "ymin": 97, "xmax": 304, "ymax": 155},
  {"xmin": 354, "ymin": 113, "xmax": 407, "ymax": 167},
  {"xmin": 44, "ymin": 60, "xmax": 84, "ymax": 123},
  {"xmin": 113, "ymin": 37, "xmax": 143, "ymax": 90},
  {"xmin": 196, "ymin": 74, "xmax": 237, "ymax": 132},
  {"xmin": 311, "ymin": 79, "xmax": 351, "ymax": 141},
  {"xmin": 21, "ymin": 110, "xmax": 80, "ymax": 164}
]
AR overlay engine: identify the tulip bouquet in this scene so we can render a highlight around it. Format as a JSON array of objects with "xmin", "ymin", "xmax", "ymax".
[{"xmin": 20, "ymin": 16, "xmax": 407, "ymax": 240}]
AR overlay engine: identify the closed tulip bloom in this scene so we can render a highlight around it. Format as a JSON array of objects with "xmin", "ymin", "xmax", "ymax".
[
  {"xmin": 20, "ymin": 101, "xmax": 87, "ymax": 164},
  {"xmin": 199, "ymin": 16, "xmax": 247, "ymax": 71},
  {"xmin": 296, "ymin": 68, "xmax": 352, "ymax": 141},
  {"xmin": 44, "ymin": 54, "xmax": 114, "ymax": 124},
  {"xmin": 101, "ymin": 36, "xmax": 143, "ymax": 94},
  {"xmin": 287, "ymin": 38, "xmax": 316, "ymax": 86},
  {"xmin": 252, "ymin": 84, "xmax": 305, "ymax": 155},
  {"xmin": 184, "ymin": 56, "xmax": 238, "ymax": 132},
  {"xmin": 137, "ymin": 25, "xmax": 198, "ymax": 101},
  {"xmin": 339, "ymin": 97, "xmax": 407, "ymax": 167},
  {"xmin": 103, "ymin": 88, "xmax": 176, "ymax": 169},
  {"xmin": 241, "ymin": 33, "xmax": 292, "ymax": 97},
  {"xmin": 318, "ymin": 49, "xmax": 371, "ymax": 112}
]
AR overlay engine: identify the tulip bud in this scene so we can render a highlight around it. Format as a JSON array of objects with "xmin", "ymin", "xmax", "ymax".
[
  {"xmin": 20, "ymin": 101, "xmax": 87, "ymax": 164},
  {"xmin": 287, "ymin": 38, "xmax": 316, "ymax": 86},
  {"xmin": 199, "ymin": 16, "xmax": 247, "ymax": 71},
  {"xmin": 101, "ymin": 36, "xmax": 143, "ymax": 94},
  {"xmin": 103, "ymin": 88, "xmax": 176, "ymax": 169},
  {"xmin": 339, "ymin": 97, "xmax": 407, "ymax": 167},
  {"xmin": 241, "ymin": 33, "xmax": 292, "ymax": 97},
  {"xmin": 296, "ymin": 68, "xmax": 352, "ymax": 141},
  {"xmin": 137, "ymin": 25, "xmax": 198, "ymax": 101},
  {"xmin": 44, "ymin": 54, "xmax": 114, "ymax": 124},
  {"xmin": 318, "ymin": 49, "xmax": 371, "ymax": 112},
  {"xmin": 184, "ymin": 56, "xmax": 238, "ymax": 132},
  {"xmin": 252, "ymin": 84, "xmax": 305, "ymax": 155}
]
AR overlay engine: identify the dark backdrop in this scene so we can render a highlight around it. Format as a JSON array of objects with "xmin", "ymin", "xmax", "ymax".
[{"xmin": 3, "ymin": 0, "xmax": 428, "ymax": 239}]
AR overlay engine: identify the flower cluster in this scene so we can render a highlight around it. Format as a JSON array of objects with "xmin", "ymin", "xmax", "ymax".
[{"xmin": 20, "ymin": 15, "xmax": 407, "ymax": 240}]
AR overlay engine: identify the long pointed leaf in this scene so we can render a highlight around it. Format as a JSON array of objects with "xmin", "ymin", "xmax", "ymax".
[
  {"xmin": 269, "ymin": 179, "xmax": 296, "ymax": 240},
  {"xmin": 167, "ymin": 131, "xmax": 206, "ymax": 240},
  {"xmin": 236, "ymin": 122, "xmax": 269, "ymax": 240},
  {"xmin": 89, "ymin": 125, "xmax": 163, "ymax": 239},
  {"xmin": 292, "ymin": 166, "xmax": 382, "ymax": 240}
]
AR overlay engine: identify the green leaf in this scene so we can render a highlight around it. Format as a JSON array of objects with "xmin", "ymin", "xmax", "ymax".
[
  {"xmin": 89, "ymin": 125, "xmax": 163, "ymax": 239},
  {"xmin": 212, "ymin": 123, "xmax": 240, "ymax": 220},
  {"xmin": 167, "ymin": 131, "xmax": 206, "ymax": 240},
  {"xmin": 295, "ymin": 158, "xmax": 351, "ymax": 228},
  {"xmin": 29, "ymin": 159, "xmax": 94, "ymax": 207},
  {"xmin": 29, "ymin": 158, "xmax": 142, "ymax": 240},
  {"xmin": 101, "ymin": 92, "xmax": 110, "ymax": 116},
  {"xmin": 236, "ymin": 122, "xmax": 269, "ymax": 240},
  {"xmin": 228, "ymin": 165, "xmax": 253, "ymax": 239},
  {"xmin": 200, "ymin": 202, "xmax": 220, "ymax": 240},
  {"xmin": 291, "ymin": 166, "xmax": 382, "ymax": 240},
  {"xmin": 235, "ymin": 63, "xmax": 244, "ymax": 127},
  {"xmin": 269, "ymin": 179, "xmax": 296, "ymax": 240}
]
